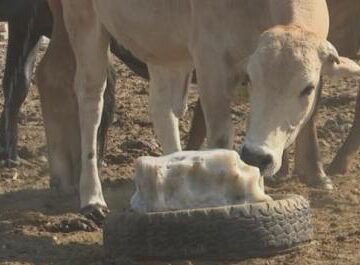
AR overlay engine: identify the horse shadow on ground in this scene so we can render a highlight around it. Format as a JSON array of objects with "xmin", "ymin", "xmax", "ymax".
[
  {"xmin": 0, "ymin": 178, "xmax": 135, "ymax": 215},
  {"xmin": 0, "ymin": 178, "xmax": 135, "ymax": 265},
  {"xmin": 0, "ymin": 233, "xmax": 103, "ymax": 265}
]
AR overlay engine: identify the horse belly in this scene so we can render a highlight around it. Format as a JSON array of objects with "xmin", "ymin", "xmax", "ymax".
[{"xmin": 94, "ymin": 0, "xmax": 192, "ymax": 64}]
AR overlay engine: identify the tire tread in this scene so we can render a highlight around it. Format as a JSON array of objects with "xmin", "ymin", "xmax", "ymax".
[{"xmin": 104, "ymin": 194, "xmax": 313, "ymax": 261}]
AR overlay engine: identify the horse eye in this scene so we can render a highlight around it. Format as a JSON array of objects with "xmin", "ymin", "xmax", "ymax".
[{"xmin": 300, "ymin": 85, "xmax": 315, "ymax": 97}]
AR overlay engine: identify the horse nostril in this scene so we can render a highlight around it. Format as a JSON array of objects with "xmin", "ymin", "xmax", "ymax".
[
  {"xmin": 240, "ymin": 146, "xmax": 273, "ymax": 172},
  {"xmin": 259, "ymin": 154, "xmax": 273, "ymax": 172}
]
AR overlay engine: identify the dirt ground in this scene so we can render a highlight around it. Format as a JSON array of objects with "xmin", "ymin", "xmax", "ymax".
[{"xmin": 0, "ymin": 31, "xmax": 359, "ymax": 265}]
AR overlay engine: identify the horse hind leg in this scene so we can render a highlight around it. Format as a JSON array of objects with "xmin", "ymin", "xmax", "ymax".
[
  {"xmin": 62, "ymin": 0, "xmax": 112, "ymax": 223},
  {"xmin": 148, "ymin": 63, "xmax": 193, "ymax": 154},
  {"xmin": 97, "ymin": 64, "xmax": 116, "ymax": 166},
  {"xmin": 294, "ymin": 79, "xmax": 333, "ymax": 190},
  {"xmin": 36, "ymin": 0, "xmax": 80, "ymax": 194},
  {"xmin": 0, "ymin": 17, "xmax": 41, "ymax": 166},
  {"xmin": 327, "ymin": 83, "xmax": 360, "ymax": 175},
  {"xmin": 186, "ymin": 99, "xmax": 206, "ymax": 150}
]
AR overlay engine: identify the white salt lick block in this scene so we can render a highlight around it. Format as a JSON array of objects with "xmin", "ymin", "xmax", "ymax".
[{"xmin": 131, "ymin": 150, "xmax": 272, "ymax": 213}]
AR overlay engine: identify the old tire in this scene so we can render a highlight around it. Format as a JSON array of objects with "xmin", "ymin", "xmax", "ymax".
[{"xmin": 104, "ymin": 194, "xmax": 312, "ymax": 261}]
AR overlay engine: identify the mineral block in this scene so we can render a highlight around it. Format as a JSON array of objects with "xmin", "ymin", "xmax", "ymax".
[{"xmin": 131, "ymin": 150, "xmax": 272, "ymax": 213}]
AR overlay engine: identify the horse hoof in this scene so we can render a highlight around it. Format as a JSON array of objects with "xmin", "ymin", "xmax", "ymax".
[
  {"xmin": 315, "ymin": 176, "xmax": 334, "ymax": 190},
  {"xmin": 297, "ymin": 172, "xmax": 334, "ymax": 190},
  {"xmin": 326, "ymin": 162, "xmax": 347, "ymax": 176},
  {"xmin": 302, "ymin": 176, "xmax": 334, "ymax": 191},
  {"xmin": 80, "ymin": 204, "xmax": 110, "ymax": 227}
]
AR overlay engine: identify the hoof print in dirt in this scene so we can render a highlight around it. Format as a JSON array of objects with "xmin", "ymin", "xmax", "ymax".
[
  {"xmin": 104, "ymin": 194, "xmax": 313, "ymax": 261},
  {"xmin": 44, "ymin": 217, "xmax": 99, "ymax": 233},
  {"xmin": 80, "ymin": 204, "xmax": 110, "ymax": 227}
]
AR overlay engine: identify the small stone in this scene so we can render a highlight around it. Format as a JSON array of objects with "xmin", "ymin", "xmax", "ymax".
[
  {"xmin": 39, "ymin": 156, "xmax": 48, "ymax": 163},
  {"xmin": 12, "ymin": 171, "xmax": 18, "ymax": 180},
  {"xmin": 336, "ymin": 235, "xmax": 346, "ymax": 242}
]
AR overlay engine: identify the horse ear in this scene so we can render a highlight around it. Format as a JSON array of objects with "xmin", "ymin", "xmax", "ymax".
[
  {"xmin": 321, "ymin": 41, "xmax": 360, "ymax": 79},
  {"xmin": 322, "ymin": 56, "xmax": 360, "ymax": 79},
  {"xmin": 320, "ymin": 41, "xmax": 340, "ymax": 63}
]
